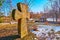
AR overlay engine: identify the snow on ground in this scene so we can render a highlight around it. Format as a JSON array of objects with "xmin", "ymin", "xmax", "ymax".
[{"xmin": 31, "ymin": 25, "xmax": 60, "ymax": 40}]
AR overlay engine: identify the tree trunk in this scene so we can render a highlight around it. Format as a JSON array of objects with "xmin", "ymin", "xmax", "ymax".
[{"xmin": 55, "ymin": 12, "xmax": 58, "ymax": 22}]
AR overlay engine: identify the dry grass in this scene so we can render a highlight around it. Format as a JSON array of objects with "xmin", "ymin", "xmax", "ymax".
[
  {"xmin": 0, "ymin": 23, "xmax": 36, "ymax": 40},
  {"xmin": 0, "ymin": 23, "xmax": 18, "ymax": 37}
]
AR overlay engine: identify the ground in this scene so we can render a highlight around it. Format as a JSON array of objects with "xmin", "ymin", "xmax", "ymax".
[
  {"xmin": 0, "ymin": 22, "xmax": 60, "ymax": 40},
  {"xmin": 0, "ymin": 23, "xmax": 37, "ymax": 40}
]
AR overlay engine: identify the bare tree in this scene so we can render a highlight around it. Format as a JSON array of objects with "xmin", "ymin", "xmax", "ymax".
[{"xmin": 48, "ymin": 0, "xmax": 59, "ymax": 22}]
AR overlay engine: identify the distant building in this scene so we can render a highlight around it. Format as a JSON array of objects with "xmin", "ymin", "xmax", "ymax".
[
  {"xmin": 39, "ymin": 16, "xmax": 47, "ymax": 22},
  {"xmin": 30, "ymin": 12, "xmax": 43, "ymax": 19}
]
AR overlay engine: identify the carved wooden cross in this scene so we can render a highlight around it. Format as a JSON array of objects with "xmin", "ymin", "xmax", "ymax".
[{"xmin": 12, "ymin": 3, "xmax": 30, "ymax": 38}]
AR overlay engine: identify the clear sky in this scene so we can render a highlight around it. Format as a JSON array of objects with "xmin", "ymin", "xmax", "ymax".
[
  {"xmin": 2, "ymin": 0, "xmax": 51, "ymax": 16},
  {"xmin": 28, "ymin": 0, "xmax": 50, "ymax": 12},
  {"xmin": 12, "ymin": 0, "xmax": 50, "ymax": 12}
]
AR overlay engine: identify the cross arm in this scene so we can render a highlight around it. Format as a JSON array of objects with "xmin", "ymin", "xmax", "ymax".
[{"xmin": 12, "ymin": 9, "xmax": 22, "ymax": 20}]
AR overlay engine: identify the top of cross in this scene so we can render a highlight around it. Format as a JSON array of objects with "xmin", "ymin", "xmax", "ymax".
[
  {"xmin": 12, "ymin": 3, "xmax": 30, "ymax": 20},
  {"xmin": 17, "ymin": 3, "xmax": 28, "ymax": 13}
]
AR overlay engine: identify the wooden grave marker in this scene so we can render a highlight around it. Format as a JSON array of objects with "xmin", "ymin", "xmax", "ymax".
[{"xmin": 12, "ymin": 3, "xmax": 30, "ymax": 38}]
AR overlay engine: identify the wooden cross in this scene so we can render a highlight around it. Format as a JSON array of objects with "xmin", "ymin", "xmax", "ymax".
[{"xmin": 12, "ymin": 3, "xmax": 30, "ymax": 38}]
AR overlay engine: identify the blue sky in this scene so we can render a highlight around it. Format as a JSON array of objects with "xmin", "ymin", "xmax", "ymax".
[
  {"xmin": 29, "ymin": 0, "xmax": 49, "ymax": 12},
  {"xmin": 12, "ymin": 0, "xmax": 50, "ymax": 12},
  {"xmin": 2, "ymin": 0, "xmax": 51, "ymax": 16}
]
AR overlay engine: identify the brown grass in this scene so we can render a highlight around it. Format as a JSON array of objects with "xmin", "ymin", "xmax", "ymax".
[{"xmin": 0, "ymin": 23, "xmax": 18, "ymax": 37}]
